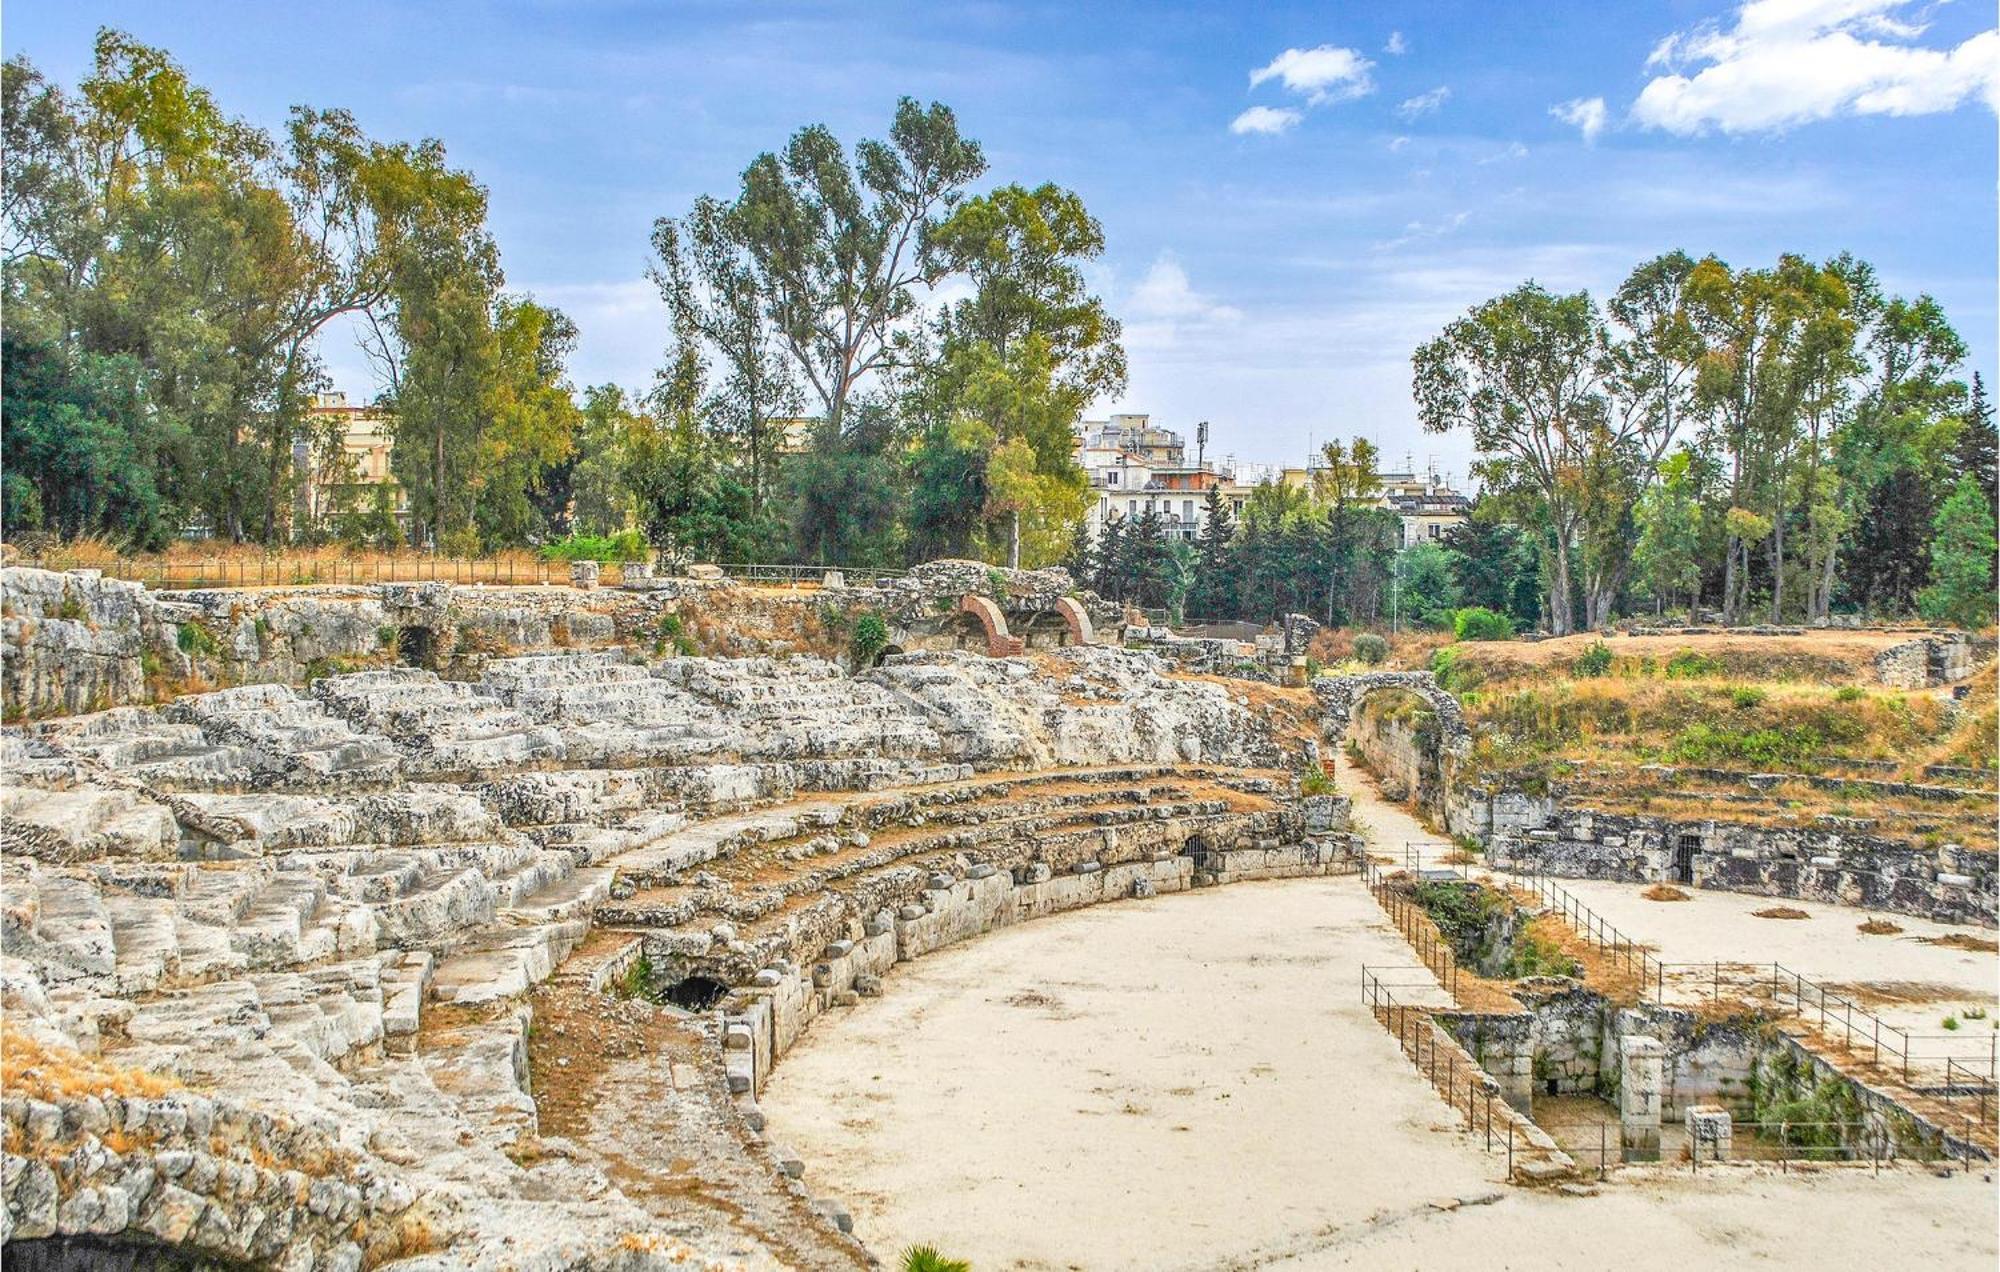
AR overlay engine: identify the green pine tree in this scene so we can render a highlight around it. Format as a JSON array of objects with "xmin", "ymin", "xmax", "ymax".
[{"xmin": 1916, "ymin": 475, "xmax": 1997, "ymax": 628}]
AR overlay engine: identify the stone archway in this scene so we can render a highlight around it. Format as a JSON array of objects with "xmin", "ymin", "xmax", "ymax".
[
  {"xmin": 1054, "ymin": 596, "xmax": 1095, "ymax": 647},
  {"xmin": 1311, "ymin": 671, "xmax": 1471, "ymax": 756},
  {"xmin": 1313, "ymin": 671, "xmax": 1469, "ymax": 825},
  {"xmin": 957, "ymin": 594, "xmax": 1025, "ymax": 657}
]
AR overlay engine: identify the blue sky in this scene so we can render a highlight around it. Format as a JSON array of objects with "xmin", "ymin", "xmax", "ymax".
[{"xmin": 8, "ymin": 0, "xmax": 1996, "ymax": 484}]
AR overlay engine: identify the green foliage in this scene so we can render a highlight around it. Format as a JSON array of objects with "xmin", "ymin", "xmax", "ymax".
[
  {"xmin": 1, "ymin": 337, "xmax": 166, "ymax": 548},
  {"xmin": 1665, "ymin": 722, "xmax": 1824, "ymax": 768},
  {"xmin": 850, "ymin": 610, "xmax": 891, "ymax": 667},
  {"xmin": 610, "ymin": 954, "xmax": 654, "ymax": 1000},
  {"xmin": 1664, "ymin": 649, "xmax": 1722, "ymax": 679},
  {"xmin": 900, "ymin": 1247, "xmax": 971, "ymax": 1272},
  {"xmin": 1411, "ymin": 881, "xmax": 1503, "ymax": 949},
  {"xmin": 653, "ymin": 613, "xmax": 698, "ymax": 658},
  {"xmin": 541, "ymin": 530, "xmax": 650, "ymax": 563},
  {"xmin": 1730, "ymin": 686, "xmax": 1767, "ymax": 709},
  {"xmin": 1451, "ymin": 607, "xmax": 1514, "ymax": 641},
  {"xmin": 1352, "ymin": 633, "xmax": 1389, "ymax": 666},
  {"xmin": 176, "ymin": 622, "xmax": 219, "ymax": 658},
  {"xmin": 1299, "ymin": 766, "xmax": 1333, "ymax": 796},
  {"xmin": 1916, "ymin": 476, "xmax": 1997, "ymax": 628},
  {"xmin": 1430, "ymin": 646, "xmax": 1486, "ymax": 693},
  {"xmin": 1395, "ymin": 542, "xmax": 1462, "ymax": 629},
  {"xmin": 54, "ymin": 590, "xmax": 86, "ymax": 622},
  {"xmin": 1572, "ymin": 641, "xmax": 1613, "ymax": 678},
  {"xmin": 1500, "ymin": 931, "xmax": 1581, "ymax": 980},
  {"xmin": 1834, "ymin": 685, "xmax": 1865, "ymax": 703},
  {"xmin": 378, "ymin": 625, "xmax": 400, "ymax": 649}
]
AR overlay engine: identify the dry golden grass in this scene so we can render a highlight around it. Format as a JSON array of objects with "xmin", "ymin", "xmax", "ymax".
[
  {"xmin": 1752, "ymin": 906, "xmax": 1811, "ymax": 920},
  {"xmin": 1, "ymin": 1026, "xmax": 185, "ymax": 1102},
  {"xmin": 1641, "ymin": 884, "xmax": 1691, "ymax": 902},
  {"xmin": 1522, "ymin": 913, "xmax": 1650, "ymax": 1005},
  {"xmin": 1857, "ymin": 918, "xmax": 1905, "ymax": 936},
  {"xmin": 6, "ymin": 537, "xmax": 600, "ymax": 589},
  {"xmin": 1920, "ymin": 933, "xmax": 2000, "ymax": 954}
]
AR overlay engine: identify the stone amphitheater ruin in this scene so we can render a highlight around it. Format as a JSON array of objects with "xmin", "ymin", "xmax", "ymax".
[{"xmin": 1, "ymin": 561, "xmax": 1995, "ymax": 1270}]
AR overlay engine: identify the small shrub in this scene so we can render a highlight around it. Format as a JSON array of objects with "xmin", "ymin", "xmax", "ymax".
[
  {"xmin": 378, "ymin": 624, "xmax": 400, "ymax": 649},
  {"xmin": 1299, "ymin": 766, "xmax": 1333, "ymax": 796},
  {"xmin": 1966, "ymin": 1006, "xmax": 1988, "ymax": 1020},
  {"xmin": 253, "ymin": 615, "xmax": 272, "ymax": 641},
  {"xmin": 654, "ymin": 613, "xmax": 698, "ymax": 658},
  {"xmin": 850, "ymin": 610, "xmax": 890, "ymax": 667},
  {"xmin": 55, "ymin": 590, "xmax": 86, "ymax": 622},
  {"xmin": 1856, "ymin": 918, "xmax": 1903, "ymax": 936},
  {"xmin": 1641, "ymin": 884, "xmax": 1690, "ymax": 902},
  {"xmin": 1942, "ymin": 1015, "xmax": 1960, "ymax": 1030},
  {"xmin": 542, "ymin": 530, "xmax": 650, "ymax": 563},
  {"xmin": 985, "ymin": 567, "xmax": 1009, "ymax": 598},
  {"xmin": 1834, "ymin": 685, "xmax": 1865, "ymax": 703},
  {"xmin": 1452, "ymin": 607, "xmax": 1514, "ymax": 641},
  {"xmin": 1730, "ymin": 686, "xmax": 1767, "ymax": 709},
  {"xmin": 1572, "ymin": 641, "xmax": 1613, "ymax": 678},
  {"xmin": 902, "ymin": 1247, "xmax": 971, "ymax": 1272},
  {"xmin": 1304, "ymin": 655, "xmax": 1324, "ymax": 679},
  {"xmin": 1352, "ymin": 633, "xmax": 1389, "ymax": 665},
  {"xmin": 176, "ymin": 622, "xmax": 219, "ymax": 658}
]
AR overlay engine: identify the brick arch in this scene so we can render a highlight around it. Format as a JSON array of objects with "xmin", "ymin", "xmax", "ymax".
[
  {"xmin": 1054, "ymin": 596, "xmax": 1095, "ymax": 647},
  {"xmin": 957, "ymin": 594, "xmax": 1025, "ymax": 657},
  {"xmin": 1311, "ymin": 671, "xmax": 1472, "ymax": 758}
]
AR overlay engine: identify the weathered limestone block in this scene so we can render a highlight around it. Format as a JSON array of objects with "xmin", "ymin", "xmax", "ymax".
[
  {"xmin": 1619, "ymin": 1034, "xmax": 1665, "ymax": 1162},
  {"xmin": 894, "ymin": 871, "xmax": 1015, "ymax": 961},
  {"xmin": 1685, "ymin": 1104, "xmax": 1733, "ymax": 1161}
]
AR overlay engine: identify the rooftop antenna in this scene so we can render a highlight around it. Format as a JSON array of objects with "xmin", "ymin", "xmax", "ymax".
[{"xmin": 1196, "ymin": 419, "xmax": 1209, "ymax": 469}]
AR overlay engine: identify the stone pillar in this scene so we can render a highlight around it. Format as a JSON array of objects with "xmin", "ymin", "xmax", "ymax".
[
  {"xmin": 569, "ymin": 559, "xmax": 600, "ymax": 590},
  {"xmin": 1684, "ymin": 1104, "xmax": 1732, "ymax": 1162},
  {"xmin": 1619, "ymin": 1035, "xmax": 1665, "ymax": 1162},
  {"xmin": 621, "ymin": 560, "xmax": 653, "ymax": 589}
]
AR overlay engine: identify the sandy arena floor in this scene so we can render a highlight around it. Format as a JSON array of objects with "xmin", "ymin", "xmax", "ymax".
[{"xmin": 757, "ymin": 875, "xmax": 1999, "ymax": 1270}]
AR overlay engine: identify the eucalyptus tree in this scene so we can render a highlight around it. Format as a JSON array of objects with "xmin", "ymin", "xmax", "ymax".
[
  {"xmin": 649, "ymin": 197, "xmax": 797, "ymax": 516},
  {"xmin": 1413, "ymin": 282, "xmax": 1613, "ymax": 634},
  {"xmin": 731, "ymin": 97, "xmax": 986, "ymax": 439}
]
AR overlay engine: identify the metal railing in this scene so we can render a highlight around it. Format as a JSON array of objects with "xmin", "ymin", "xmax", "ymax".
[
  {"xmin": 16, "ymin": 554, "xmax": 916, "ymax": 591},
  {"xmin": 1361, "ymin": 965, "xmax": 1522, "ymax": 1175},
  {"xmin": 1362, "ymin": 860, "xmax": 1461, "ymax": 998},
  {"xmin": 19, "ymin": 554, "xmax": 587, "ymax": 590},
  {"xmin": 1549, "ymin": 1115, "xmax": 1984, "ymax": 1178}
]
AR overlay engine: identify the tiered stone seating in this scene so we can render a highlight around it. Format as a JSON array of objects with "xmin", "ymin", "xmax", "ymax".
[
  {"xmin": 0, "ymin": 643, "xmax": 1324, "ymax": 1269},
  {"xmin": 312, "ymin": 668, "xmax": 565, "ymax": 773}
]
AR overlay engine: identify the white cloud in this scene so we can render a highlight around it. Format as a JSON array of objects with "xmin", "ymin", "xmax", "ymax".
[
  {"xmin": 1478, "ymin": 140, "xmax": 1531, "ymax": 163},
  {"xmin": 1230, "ymin": 105, "xmax": 1304, "ymax": 135},
  {"xmin": 1387, "ymin": 134, "xmax": 1412, "ymax": 152},
  {"xmin": 1127, "ymin": 254, "xmax": 1243, "ymax": 325},
  {"xmin": 1374, "ymin": 210, "xmax": 1471, "ymax": 253},
  {"xmin": 1397, "ymin": 86, "xmax": 1452, "ymax": 119},
  {"xmin": 1632, "ymin": 0, "xmax": 2000, "ymax": 134},
  {"xmin": 1385, "ymin": 30, "xmax": 1408, "ymax": 55},
  {"xmin": 1121, "ymin": 254, "xmax": 1244, "ymax": 352},
  {"xmin": 1551, "ymin": 95, "xmax": 1609, "ymax": 142},
  {"xmin": 1248, "ymin": 44, "xmax": 1377, "ymax": 104}
]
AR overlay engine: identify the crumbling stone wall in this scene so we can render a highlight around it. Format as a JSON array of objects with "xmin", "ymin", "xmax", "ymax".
[{"xmin": 1486, "ymin": 808, "xmax": 1996, "ymax": 926}]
